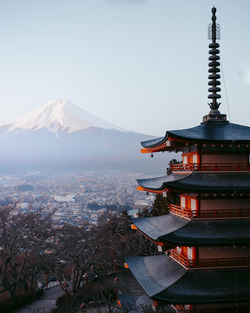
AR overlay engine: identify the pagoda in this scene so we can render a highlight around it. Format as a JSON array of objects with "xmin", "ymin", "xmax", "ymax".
[{"xmin": 125, "ymin": 7, "xmax": 250, "ymax": 313}]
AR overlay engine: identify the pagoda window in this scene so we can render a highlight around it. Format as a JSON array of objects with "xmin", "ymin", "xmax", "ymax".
[
  {"xmin": 180, "ymin": 196, "xmax": 186, "ymax": 208},
  {"xmin": 192, "ymin": 154, "xmax": 198, "ymax": 163},
  {"xmin": 191, "ymin": 198, "xmax": 199, "ymax": 215},
  {"xmin": 187, "ymin": 247, "xmax": 197, "ymax": 260},
  {"xmin": 182, "ymin": 152, "xmax": 200, "ymax": 165},
  {"xmin": 176, "ymin": 246, "xmax": 182, "ymax": 254},
  {"xmin": 183, "ymin": 155, "xmax": 188, "ymax": 164}
]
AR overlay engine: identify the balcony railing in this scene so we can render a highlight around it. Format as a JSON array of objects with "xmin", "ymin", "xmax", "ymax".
[
  {"xmin": 169, "ymin": 204, "xmax": 193, "ymax": 218},
  {"xmin": 170, "ymin": 249, "xmax": 190, "ymax": 267},
  {"xmin": 170, "ymin": 249, "xmax": 250, "ymax": 269},
  {"xmin": 169, "ymin": 204, "xmax": 250, "ymax": 219},
  {"xmin": 171, "ymin": 162, "xmax": 250, "ymax": 172}
]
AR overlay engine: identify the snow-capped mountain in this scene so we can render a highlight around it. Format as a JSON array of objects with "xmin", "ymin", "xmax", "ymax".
[
  {"xmin": 0, "ymin": 99, "xmax": 167, "ymax": 172},
  {"xmin": 5, "ymin": 99, "xmax": 124, "ymax": 134}
]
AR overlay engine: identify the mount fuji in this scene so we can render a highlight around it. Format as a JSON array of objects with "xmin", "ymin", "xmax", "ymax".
[
  {"xmin": 5, "ymin": 99, "xmax": 124, "ymax": 135},
  {"xmin": 0, "ymin": 100, "xmax": 163, "ymax": 172}
]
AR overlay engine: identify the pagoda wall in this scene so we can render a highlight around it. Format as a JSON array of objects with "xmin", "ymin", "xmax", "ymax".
[
  {"xmin": 200, "ymin": 199, "xmax": 250, "ymax": 211},
  {"xmin": 198, "ymin": 246, "xmax": 250, "ymax": 259},
  {"xmin": 174, "ymin": 302, "xmax": 250, "ymax": 312},
  {"xmin": 174, "ymin": 246, "xmax": 250, "ymax": 260},
  {"xmin": 200, "ymin": 153, "xmax": 248, "ymax": 164}
]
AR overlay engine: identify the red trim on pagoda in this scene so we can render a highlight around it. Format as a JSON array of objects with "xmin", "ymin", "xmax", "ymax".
[
  {"xmin": 170, "ymin": 249, "xmax": 250, "ymax": 269},
  {"xmin": 172, "ymin": 304, "xmax": 250, "ymax": 313},
  {"xmin": 140, "ymin": 138, "xmax": 174, "ymax": 153},
  {"xmin": 171, "ymin": 162, "xmax": 250, "ymax": 173},
  {"xmin": 169, "ymin": 203, "xmax": 250, "ymax": 219},
  {"xmin": 137, "ymin": 186, "xmax": 167, "ymax": 194}
]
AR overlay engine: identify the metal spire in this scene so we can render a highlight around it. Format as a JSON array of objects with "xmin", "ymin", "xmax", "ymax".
[{"xmin": 208, "ymin": 7, "xmax": 221, "ymax": 114}]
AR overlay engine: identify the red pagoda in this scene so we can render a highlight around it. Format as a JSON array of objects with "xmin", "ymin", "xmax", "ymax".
[{"xmin": 125, "ymin": 7, "xmax": 250, "ymax": 313}]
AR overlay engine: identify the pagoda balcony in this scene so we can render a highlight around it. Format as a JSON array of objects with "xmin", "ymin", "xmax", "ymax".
[
  {"xmin": 170, "ymin": 249, "xmax": 250, "ymax": 269},
  {"xmin": 169, "ymin": 204, "xmax": 192, "ymax": 218},
  {"xmin": 169, "ymin": 204, "xmax": 250, "ymax": 219},
  {"xmin": 171, "ymin": 163, "xmax": 250, "ymax": 173}
]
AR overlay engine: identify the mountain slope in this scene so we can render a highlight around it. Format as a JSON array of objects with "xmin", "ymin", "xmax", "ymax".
[
  {"xmin": 0, "ymin": 99, "xmax": 168, "ymax": 172},
  {"xmin": 4, "ymin": 99, "xmax": 124, "ymax": 134}
]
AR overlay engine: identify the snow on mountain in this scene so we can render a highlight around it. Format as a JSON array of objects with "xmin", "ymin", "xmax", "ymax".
[
  {"xmin": 0, "ymin": 99, "xmax": 166, "ymax": 172},
  {"xmin": 5, "ymin": 99, "xmax": 124, "ymax": 134}
]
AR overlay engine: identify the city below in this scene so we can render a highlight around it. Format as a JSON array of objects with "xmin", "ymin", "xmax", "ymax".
[{"xmin": 0, "ymin": 170, "xmax": 155, "ymax": 226}]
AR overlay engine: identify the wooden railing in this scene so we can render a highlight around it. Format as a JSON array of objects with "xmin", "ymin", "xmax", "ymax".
[
  {"xmin": 171, "ymin": 162, "xmax": 250, "ymax": 172},
  {"xmin": 169, "ymin": 204, "xmax": 193, "ymax": 218},
  {"xmin": 170, "ymin": 250, "xmax": 250, "ymax": 269},
  {"xmin": 169, "ymin": 204, "xmax": 250, "ymax": 219},
  {"xmin": 173, "ymin": 304, "xmax": 250, "ymax": 313},
  {"xmin": 170, "ymin": 250, "xmax": 190, "ymax": 267}
]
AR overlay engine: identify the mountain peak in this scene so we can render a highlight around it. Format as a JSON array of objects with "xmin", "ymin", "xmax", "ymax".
[{"xmin": 5, "ymin": 99, "xmax": 123, "ymax": 134}]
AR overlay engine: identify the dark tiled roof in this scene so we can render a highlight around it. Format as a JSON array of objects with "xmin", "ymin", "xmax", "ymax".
[
  {"xmin": 132, "ymin": 214, "xmax": 250, "ymax": 245},
  {"xmin": 137, "ymin": 173, "xmax": 250, "ymax": 193},
  {"xmin": 137, "ymin": 174, "xmax": 187, "ymax": 190},
  {"xmin": 125, "ymin": 255, "xmax": 186, "ymax": 297},
  {"xmin": 141, "ymin": 122, "xmax": 250, "ymax": 148},
  {"xmin": 132, "ymin": 214, "xmax": 189, "ymax": 241},
  {"xmin": 118, "ymin": 293, "xmax": 174, "ymax": 313},
  {"xmin": 163, "ymin": 218, "xmax": 250, "ymax": 245},
  {"xmin": 158, "ymin": 267, "xmax": 250, "ymax": 304},
  {"xmin": 126, "ymin": 255, "xmax": 250, "ymax": 304}
]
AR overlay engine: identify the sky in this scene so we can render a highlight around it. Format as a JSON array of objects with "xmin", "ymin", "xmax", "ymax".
[{"xmin": 0, "ymin": 0, "xmax": 249, "ymax": 136}]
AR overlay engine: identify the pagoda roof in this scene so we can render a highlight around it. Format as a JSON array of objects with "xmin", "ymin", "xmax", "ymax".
[
  {"xmin": 118, "ymin": 293, "xmax": 175, "ymax": 313},
  {"xmin": 126, "ymin": 254, "xmax": 250, "ymax": 304},
  {"xmin": 141, "ymin": 122, "xmax": 250, "ymax": 150},
  {"xmin": 132, "ymin": 214, "xmax": 250, "ymax": 245},
  {"xmin": 137, "ymin": 172, "xmax": 250, "ymax": 193}
]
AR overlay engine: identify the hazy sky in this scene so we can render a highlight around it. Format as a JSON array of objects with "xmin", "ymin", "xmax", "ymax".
[{"xmin": 0, "ymin": 0, "xmax": 249, "ymax": 136}]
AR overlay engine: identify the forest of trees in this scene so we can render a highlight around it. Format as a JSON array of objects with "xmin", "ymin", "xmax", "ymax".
[{"xmin": 0, "ymin": 205, "xmax": 161, "ymax": 312}]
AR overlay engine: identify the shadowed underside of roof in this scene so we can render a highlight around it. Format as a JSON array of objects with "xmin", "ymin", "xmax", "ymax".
[
  {"xmin": 137, "ymin": 173, "xmax": 250, "ymax": 193},
  {"xmin": 132, "ymin": 214, "xmax": 250, "ymax": 245},
  {"xmin": 126, "ymin": 255, "xmax": 250, "ymax": 304}
]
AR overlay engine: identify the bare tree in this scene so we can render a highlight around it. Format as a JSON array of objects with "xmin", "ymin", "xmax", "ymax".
[
  {"xmin": 0, "ymin": 206, "xmax": 55, "ymax": 299},
  {"xmin": 50, "ymin": 223, "xmax": 102, "ymax": 295}
]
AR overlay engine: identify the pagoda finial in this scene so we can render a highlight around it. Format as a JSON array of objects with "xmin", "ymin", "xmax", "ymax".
[{"xmin": 207, "ymin": 7, "xmax": 221, "ymax": 114}]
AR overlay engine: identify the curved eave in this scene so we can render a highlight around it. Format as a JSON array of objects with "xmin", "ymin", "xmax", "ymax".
[
  {"xmin": 118, "ymin": 294, "xmax": 175, "ymax": 313},
  {"xmin": 140, "ymin": 136, "xmax": 174, "ymax": 154},
  {"xmin": 126, "ymin": 255, "xmax": 250, "ymax": 304},
  {"xmin": 131, "ymin": 214, "xmax": 189, "ymax": 242},
  {"xmin": 132, "ymin": 214, "xmax": 250, "ymax": 246},
  {"xmin": 140, "ymin": 122, "xmax": 250, "ymax": 153},
  {"xmin": 137, "ymin": 174, "xmax": 189, "ymax": 193},
  {"xmin": 137, "ymin": 173, "xmax": 250, "ymax": 194},
  {"xmin": 141, "ymin": 136, "xmax": 166, "ymax": 149}
]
